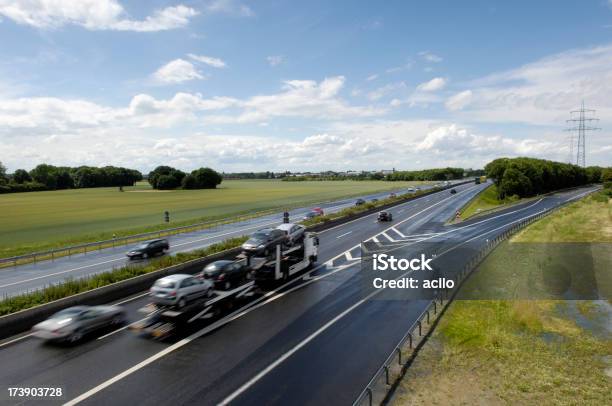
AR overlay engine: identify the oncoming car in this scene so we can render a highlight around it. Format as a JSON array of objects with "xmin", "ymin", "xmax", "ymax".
[
  {"xmin": 126, "ymin": 239, "xmax": 169, "ymax": 260},
  {"xmin": 377, "ymin": 211, "xmax": 393, "ymax": 222},
  {"xmin": 450, "ymin": 188, "xmax": 457, "ymax": 194},
  {"xmin": 150, "ymin": 274, "xmax": 212, "ymax": 308},
  {"xmin": 355, "ymin": 198, "xmax": 366, "ymax": 206},
  {"xmin": 31, "ymin": 305, "xmax": 126, "ymax": 343}
]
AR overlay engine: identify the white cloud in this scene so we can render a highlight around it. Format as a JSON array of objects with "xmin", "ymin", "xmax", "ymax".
[
  {"xmin": 445, "ymin": 90, "xmax": 472, "ymax": 111},
  {"xmin": 416, "ymin": 77, "xmax": 447, "ymax": 92},
  {"xmin": 446, "ymin": 44, "xmax": 612, "ymax": 125},
  {"xmin": 267, "ymin": 55, "xmax": 284, "ymax": 66},
  {"xmin": 0, "ymin": 1, "xmax": 197, "ymax": 31},
  {"xmin": 418, "ymin": 51, "xmax": 443, "ymax": 63},
  {"xmin": 366, "ymin": 74, "xmax": 379, "ymax": 81},
  {"xmin": 385, "ymin": 62, "xmax": 412, "ymax": 74},
  {"xmin": 153, "ymin": 59, "xmax": 204, "ymax": 84},
  {"xmin": 367, "ymin": 82, "xmax": 406, "ymax": 101},
  {"xmin": 187, "ymin": 54, "xmax": 226, "ymax": 68},
  {"xmin": 205, "ymin": 0, "xmax": 254, "ymax": 17}
]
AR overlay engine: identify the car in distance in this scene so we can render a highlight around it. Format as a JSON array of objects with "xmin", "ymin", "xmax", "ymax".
[
  {"xmin": 32, "ymin": 305, "xmax": 126, "ymax": 343},
  {"xmin": 389, "ymin": 192, "xmax": 397, "ymax": 198},
  {"xmin": 311, "ymin": 207, "xmax": 324, "ymax": 216},
  {"xmin": 127, "ymin": 239, "xmax": 169, "ymax": 259},
  {"xmin": 303, "ymin": 211, "xmax": 320, "ymax": 221},
  {"xmin": 150, "ymin": 274, "xmax": 212, "ymax": 308},
  {"xmin": 355, "ymin": 198, "xmax": 366, "ymax": 206},
  {"xmin": 371, "ymin": 198, "xmax": 378, "ymax": 203},
  {"xmin": 277, "ymin": 223, "xmax": 306, "ymax": 245},
  {"xmin": 407, "ymin": 187, "xmax": 416, "ymax": 193},
  {"xmin": 241, "ymin": 228, "xmax": 287, "ymax": 256},
  {"xmin": 198, "ymin": 260, "xmax": 249, "ymax": 290},
  {"xmin": 450, "ymin": 188, "xmax": 457, "ymax": 194},
  {"xmin": 377, "ymin": 211, "xmax": 393, "ymax": 222}
]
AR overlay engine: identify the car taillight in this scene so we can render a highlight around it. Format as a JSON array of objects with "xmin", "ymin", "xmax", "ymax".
[
  {"xmin": 168, "ymin": 291, "xmax": 176, "ymax": 297},
  {"xmin": 217, "ymin": 273, "xmax": 225, "ymax": 280}
]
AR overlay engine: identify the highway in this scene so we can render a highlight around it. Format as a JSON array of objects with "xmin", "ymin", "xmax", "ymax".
[
  {"xmin": 0, "ymin": 184, "xmax": 443, "ymax": 297},
  {"xmin": 0, "ymin": 182, "xmax": 597, "ymax": 406}
]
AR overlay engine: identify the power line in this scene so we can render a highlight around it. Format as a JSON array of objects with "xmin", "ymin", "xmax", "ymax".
[{"xmin": 565, "ymin": 100, "xmax": 600, "ymax": 167}]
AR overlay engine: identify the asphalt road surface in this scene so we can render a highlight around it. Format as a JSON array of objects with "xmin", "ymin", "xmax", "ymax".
[
  {"xmin": 0, "ymin": 183, "xmax": 453, "ymax": 297},
  {"xmin": 0, "ymin": 183, "xmax": 597, "ymax": 406}
]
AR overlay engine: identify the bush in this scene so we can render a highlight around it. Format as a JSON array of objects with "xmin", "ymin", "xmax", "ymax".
[
  {"xmin": 148, "ymin": 166, "xmax": 186, "ymax": 190},
  {"xmin": 156, "ymin": 174, "xmax": 180, "ymax": 190},
  {"xmin": 485, "ymin": 157, "xmax": 600, "ymax": 199}
]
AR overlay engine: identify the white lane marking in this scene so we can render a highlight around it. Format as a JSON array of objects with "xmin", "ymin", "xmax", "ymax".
[
  {"xmin": 0, "ymin": 333, "xmax": 33, "ymax": 349},
  {"xmin": 112, "ymin": 292, "xmax": 149, "ymax": 306},
  {"xmin": 0, "ymin": 257, "xmax": 125, "ymax": 289},
  {"xmin": 390, "ymin": 227, "xmax": 406, "ymax": 238},
  {"xmin": 381, "ymin": 232, "xmax": 395, "ymax": 242},
  {"xmin": 345, "ymin": 251, "xmax": 354, "ymax": 261},
  {"xmin": 96, "ymin": 317, "xmax": 147, "ymax": 341},
  {"xmin": 372, "ymin": 236, "xmax": 380, "ymax": 243},
  {"xmin": 63, "ymin": 184, "xmax": 482, "ymax": 405},
  {"xmin": 218, "ymin": 287, "xmax": 381, "ymax": 406},
  {"xmin": 398, "ymin": 209, "xmax": 405, "ymax": 213},
  {"xmin": 336, "ymin": 231, "xmax": 352, "ymax": 239}
]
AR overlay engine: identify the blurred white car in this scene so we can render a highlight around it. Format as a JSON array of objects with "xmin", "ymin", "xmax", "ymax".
[
  {"xmin": 277, "ymin": 223, "xmax": 306, "ymax": 245},
  {"xmin": 150, "ymin": 274, "xmax": 212, "ymax": 308}
]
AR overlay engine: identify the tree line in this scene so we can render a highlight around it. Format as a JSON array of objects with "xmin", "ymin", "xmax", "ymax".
[
  {"xmin": 147, "ymin": 166, "xmax": 222, "ymax": 190},
  {"xmin": 385, "ymin": 167, "xmax": 465, "ymax": 181},
  {"xmin": 0, "ymin": 163, "xmax": 143, "ymax": 194},
  {"xmin": 485, "ymin": 157, "xmax": 606, "ymax": 199}
]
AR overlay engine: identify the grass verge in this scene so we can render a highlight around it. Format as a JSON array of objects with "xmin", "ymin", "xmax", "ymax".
[
  {"xmin": 393, "ymin": 191, "xmax": 612, "ymax": 406},
  {"xmin": 459, "ymin": 183, "xmax": 520, "ymax": 220},
  {"xmin": 0, "ymin": 236, "xmax": 247, "ymax": 316}
]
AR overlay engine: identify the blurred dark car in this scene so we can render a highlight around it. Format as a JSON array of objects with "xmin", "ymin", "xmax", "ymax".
[
  {"xmin": 198, "ymin": 260, "xmax": 249, "ymax": 290},
  {"xmin": 127, "ymin": 239, "xmax": 169, "ymax": 259},
  {"xmin": 450, "ymin": 188, "xmax": 457, "ymax": 194},
  {"xmin": 355, "ymin": 198, "xmax": 366, "ymax": 206},
  {"xmin": 377, "ymin": 211, "xmax": 393, "ymax": 222},
  {"xmin": 32, "ymin": 306, "xmax": 126, "ymax": 343}
]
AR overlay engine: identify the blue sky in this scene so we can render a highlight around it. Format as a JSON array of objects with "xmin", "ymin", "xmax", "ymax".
[{"xmin": 0, "ymin": 0, "xmax": 611, "ymax": 172}]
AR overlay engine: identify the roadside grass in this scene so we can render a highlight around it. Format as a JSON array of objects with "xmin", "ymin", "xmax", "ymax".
[
  {"xmin": 459, "ymin": 183, "xmax": 520, "ymax": 220},
  {"xmin": 0, "ymin": 179, "xmax": 426, "ymax": 259},
  {"xmin": 0, "ymin": 236, "xmax": 247, "ymax": 316},
  {"xmin": 393, "ymin": 191, "xmax": 612, "ymax": 406}
]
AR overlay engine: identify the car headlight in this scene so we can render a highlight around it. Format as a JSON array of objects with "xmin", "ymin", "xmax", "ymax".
[{"xmin": 258, "ymin": 244, "xmax": 266, "ymax": 248}]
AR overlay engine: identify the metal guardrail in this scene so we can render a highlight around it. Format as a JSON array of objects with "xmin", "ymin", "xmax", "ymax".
[
  {"xmin": 352, "ymin": 191, "xmax": 591, "ymax": 406},
  {"xmin": 0, "ymin": 185, "xmax": 431, "ymax": 268}
]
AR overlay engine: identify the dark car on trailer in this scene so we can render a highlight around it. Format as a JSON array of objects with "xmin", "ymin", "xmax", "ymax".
[
  {"xmin": 198, "ymin": 260, "xmax": 250, "ymax": 290},
  {"xmin": 241, "ymin": 228, "xmax": 287, "ymax": 256}
]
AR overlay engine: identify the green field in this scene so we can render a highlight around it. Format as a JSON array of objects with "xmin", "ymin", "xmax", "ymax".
[
  {"xmin": 0, "ymin": 179, "xmax": 424, "ymax": 257},
  {"xmin": 394, "ymin": 192, "xmax": 612, "ymax": 405}
]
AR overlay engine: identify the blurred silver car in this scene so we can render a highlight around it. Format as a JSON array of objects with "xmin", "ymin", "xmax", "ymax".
[
  {"xmin": 150, "ymin": 274, "xmax": 213, "ymax": 308},
  {"xmin": 32, "ymin": 305, "xmax": 126, "ymax": 343}
]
